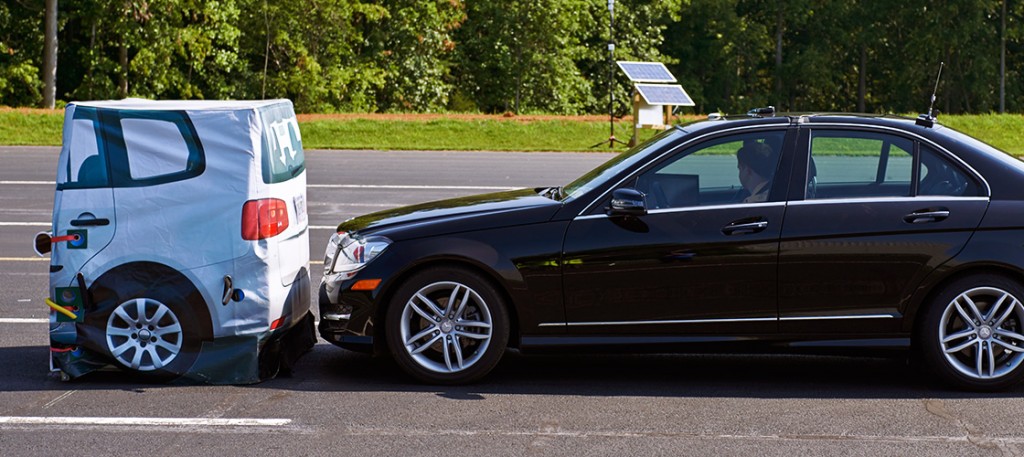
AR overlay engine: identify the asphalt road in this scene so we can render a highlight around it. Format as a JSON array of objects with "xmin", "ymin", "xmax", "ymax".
[{"xmin": 2, "ymin": 146, "xmax": 1023, "ymax": 457}]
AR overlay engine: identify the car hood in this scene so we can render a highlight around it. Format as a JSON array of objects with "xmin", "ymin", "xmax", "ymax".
[{"xmin": 337, "ymin": 188, "xmax": 564, "ymax": 240}]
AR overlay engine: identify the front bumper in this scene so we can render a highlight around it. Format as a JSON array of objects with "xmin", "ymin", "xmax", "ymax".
[{"xmin": 317, "ymin": 278, "xmax": 376, "ymax": 353}]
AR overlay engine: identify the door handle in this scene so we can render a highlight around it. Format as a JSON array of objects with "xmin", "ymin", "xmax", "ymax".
[
  {"xmin": 70, "ymin": 218, "xmax": 110, "ymax": 227},
  {"xmin": 722, "ymin": 221, "xmax": 768, "ymax": 235},
  {"xmin": 903, "ymin": 209, "xmax": 950, "ymax": 224}
]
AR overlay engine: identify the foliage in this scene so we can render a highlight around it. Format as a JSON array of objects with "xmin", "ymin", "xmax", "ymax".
[
  {"xmin": 0, "ymin": 3, "xmax": 44, "ymax": 106},
  {"xmin": 1, "ymin": 1, "xmax": 1024, "ymax": 115}
]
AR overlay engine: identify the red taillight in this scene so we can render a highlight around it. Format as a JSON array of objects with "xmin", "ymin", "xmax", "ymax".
[
  {"xmin": 242, "ymin": 198, "xmax": 290, "ymax": 240},
  {"xmin": 269, "ymin": 316, "xmax": 286, "ymax": 331}
]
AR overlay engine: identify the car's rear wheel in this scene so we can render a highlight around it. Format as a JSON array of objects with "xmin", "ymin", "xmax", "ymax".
[
  {"xmin": 385, "ymin": 267, "xmax": 509, "ymax": 384},
  {"xmin": 921, "ymin": 274, "xmax": 1024, "ymax": 391},
  {"xmin": 86, "ymin": 263, "xmax": 206, "ymax": 381},
  {"xmin": 105, "ymin": 297, "xmax": 196, "ymax": 375}
]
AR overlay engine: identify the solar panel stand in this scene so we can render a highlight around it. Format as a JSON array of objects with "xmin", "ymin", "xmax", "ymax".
[{"xmin": 629, "ymin": 87, "xmax": 667, "ymax": 146}]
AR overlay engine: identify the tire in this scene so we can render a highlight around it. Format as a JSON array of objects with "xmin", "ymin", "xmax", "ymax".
[
  {"xmin": 385, "ymin": 267, "xmax": 509, "ymax": 384},
  {"xmin": 85, "ymin": 264, "xmax": 206, "ymax": 381},
  {"xmin": 919, "ymin": 273, "xmax": 1024, "ymax": 391}
]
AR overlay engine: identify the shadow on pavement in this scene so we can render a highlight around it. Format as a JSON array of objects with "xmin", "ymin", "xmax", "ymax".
[{"xmin": 3, "ymin": 343, "xmax": 1022, "ymax": 399}]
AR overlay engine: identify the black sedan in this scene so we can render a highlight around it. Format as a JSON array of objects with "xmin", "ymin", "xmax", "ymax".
[{"xmin": 319, "ymin": 111, "xmax": 1024, "ymax": 391}]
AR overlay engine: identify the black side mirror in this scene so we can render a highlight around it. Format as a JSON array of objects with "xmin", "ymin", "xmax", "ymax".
[{"xmin": 608, "ymin": 188, "xmax": 647, "ymax": 216}]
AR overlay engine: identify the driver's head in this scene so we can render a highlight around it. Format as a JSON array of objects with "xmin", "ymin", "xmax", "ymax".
[{"xmin": 736, "ymin": 142, "xmax": 775, "ymax": 180}]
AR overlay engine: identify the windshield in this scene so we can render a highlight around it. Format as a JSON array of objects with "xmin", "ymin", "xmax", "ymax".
[{"xmin": 562, "ymin": 128, "xmax": 685, "ymax": 201}]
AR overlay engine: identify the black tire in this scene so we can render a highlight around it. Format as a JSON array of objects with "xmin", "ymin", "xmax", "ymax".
[
  {"xmin": 84, "ymin": 263, "xmax": 206, "ymax": 382},
  {"xmin": 385, "ymin": 267, "xmax": 509, "ymax": 384},
  {"xmin": 919, "ymin": 273, "xmax": 1024, "ymax": 391}
]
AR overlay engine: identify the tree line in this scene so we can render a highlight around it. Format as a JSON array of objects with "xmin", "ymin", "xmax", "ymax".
[{"xmin": 1, "ymin": 0, "xmax": 1021, "ymax": 115}]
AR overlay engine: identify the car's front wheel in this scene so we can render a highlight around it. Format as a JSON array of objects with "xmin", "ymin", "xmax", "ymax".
[
  {"xmin": 920, "ymin": 274, "xmax": 1024, "ymax": 391},
  {"xmin": 385, "ymin": 267, "xmax": 509, "ymax": 384}
]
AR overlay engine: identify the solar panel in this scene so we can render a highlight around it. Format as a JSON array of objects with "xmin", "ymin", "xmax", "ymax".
[
  {"xmin": 616, "ymin": 61, "xmax": 677, "ymax": 83},
  {"xmin": 635, "ymin": 84, "xmax": 695, "ymax": 106}
]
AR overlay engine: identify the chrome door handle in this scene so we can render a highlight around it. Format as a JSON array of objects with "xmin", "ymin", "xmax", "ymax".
[
  {"xmin": 722, "ymin": 221, "xmax": 768, "ymax": 235},
  {"xmin": 903, "ymin": 210, "xmax": 950, "ymax": 224}
]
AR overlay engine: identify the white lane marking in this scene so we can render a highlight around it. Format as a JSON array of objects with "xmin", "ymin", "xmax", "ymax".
[
  {"xmin": 0, "ymin": 258, "xmax": 323, "ymax": 264},
  {"xmin": 5, "ymin": 222, "xmax": 343, "ymax": 230},
  {"xmin": 0, "ymin": 222, "xmax": 50, "ymax": 227},
  {"xmin": 0, "ymin": 416, "xmax": 292, "ymax": 427},
  {"xmin": 17, "ymin": 299, "xmax": 31, "ymax": 302},
  {"xmin": 342, "ymin": 426, "xmax": 1024, "ymax": 445},
  {"xmin": 0, "ymin": 318, "xmax": 47, "ymax": 323},
  {"xmin": 1, "ymin": 181, "xmax": 518, "ymax": 191},
  {"xmin": 5, "ymin": 223, "xmax": 337, "ymax": 230},
  {"xmin": 309, "ymin": 184, "xmax": 517, "ymax": 191}
]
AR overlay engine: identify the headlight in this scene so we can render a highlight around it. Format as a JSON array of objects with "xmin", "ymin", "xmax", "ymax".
[{"xmin": 324, "ymin": 231, "xmax": 391, "ymax": 276}]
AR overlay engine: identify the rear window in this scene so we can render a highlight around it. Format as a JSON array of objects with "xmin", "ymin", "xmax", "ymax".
[{"xmin": 260, "ymin": 105, "xmax": 305, "ymax": 184}]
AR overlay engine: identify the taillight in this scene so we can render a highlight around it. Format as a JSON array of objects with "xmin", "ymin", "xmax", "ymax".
[{"xmin": 241, "ymin": 198, "xmax": 290, "ymax": 240}]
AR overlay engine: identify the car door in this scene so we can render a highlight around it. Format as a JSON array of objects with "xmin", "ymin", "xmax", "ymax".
[
  {"xmin": 778, "ymin": 127, "xmax": 989, "ymax": 334},
  {"xmin": 560, "ymin": 127, "xmax": 794, "ymax": 335},
  {"xmin": 51, "ymin": 106, "xmax": 117, "ymax": 289}
]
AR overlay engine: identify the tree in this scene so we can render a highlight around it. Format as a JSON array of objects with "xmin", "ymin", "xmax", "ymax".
[
  {"xmin": 236, "ymin": 0, "xmax": 389, "ymax": 112},
  {"xmin": 0, "ymin": 2, "xmax": 44, "ymax": 107},
  {"xmin": 42, "ymin": 0, "xmax": 57, "ymax": 108},
  {"xmin": 454, "ymin": 0, "xmax": 595, "ymax": 114}
]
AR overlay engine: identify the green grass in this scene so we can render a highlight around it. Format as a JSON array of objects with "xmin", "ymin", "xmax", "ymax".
[
  {"xmin": 301, "ymin": 117, "xmax": 659, "ymax": 152},
  {"xmin": 0, "ymin": 109, "xmax": 65, "ymax": 146},
  {"xmin": 940, "ymin": 114, "xmax": 1023, "ymax": 155},
  {"xmin": 1, "ymin": 108, "xmax": 1020, "ymax": 156}
]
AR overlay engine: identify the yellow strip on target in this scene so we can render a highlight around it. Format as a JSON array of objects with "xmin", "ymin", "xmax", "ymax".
[{"xmin": 45, "ymin": 298, "xmax": 78, "ymax": 320}]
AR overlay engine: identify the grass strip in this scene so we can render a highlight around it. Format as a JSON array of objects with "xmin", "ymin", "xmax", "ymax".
[{"xmin": 1, "ymin": 108, "xmax": 1021, "ymax": 156}]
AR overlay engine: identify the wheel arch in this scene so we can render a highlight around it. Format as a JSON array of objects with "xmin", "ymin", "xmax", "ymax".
[
  {"xmin": 372, "ymin": 257, "xmax": 521, "ymax": 355},
  {"xmin": 907, "ymin": 263, "xmax": 1024, "ymax": 345},
  {"xmin": 87, "ymin": 260, "xmax": 214, "ymax": 341}
]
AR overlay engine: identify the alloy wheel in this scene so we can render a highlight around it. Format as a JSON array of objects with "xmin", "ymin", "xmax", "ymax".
[
  {"xmin": 939, "ymin": 286, "xmax": 1024, "ymax": 381},
  {"xmin": 398, "ymin": 281, "xmax": 493, "ymax": 374},
  {"xmin": 105, "ymin": 298, "xmax": 185, "ymax": 372}
]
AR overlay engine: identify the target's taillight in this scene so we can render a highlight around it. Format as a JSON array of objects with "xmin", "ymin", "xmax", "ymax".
[{"xmin": 242, "ymin": 198, "xmax": 290, "ymax": 240}]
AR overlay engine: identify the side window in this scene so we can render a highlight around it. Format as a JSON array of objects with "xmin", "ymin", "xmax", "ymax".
[
  {"xmin": 808, "ymin": 130, "xmax": 913, "ymax": 199},
  {"xmin": 115, "ymin": 111, "xmax": 203, "ymax": 187},
  {"xmin": 122, "ymin": 118, "xmax": 191, "ymax": 180},
  {"xmin": 919, "ymin": 145, "xmax": 981, "ymax": 197},
  {"xmin": 634, "ymin": 130, "xmax": 785, "ymax": 209},
  {"xmin": 60, "ymin": 108, "xmax": 109, "ymax": 189}
]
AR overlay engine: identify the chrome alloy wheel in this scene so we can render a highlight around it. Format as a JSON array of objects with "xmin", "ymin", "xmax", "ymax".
[
  {"xmin": 105, "ymin": 298, "xmax": 185, "ymax": 372},
  {"xmin": 939, "ymin": 286, "xmax": 1024, "ymax": 381},
  {"xmin": 398, "ymin": 281, "xmax": 493, "ymax": 374}
]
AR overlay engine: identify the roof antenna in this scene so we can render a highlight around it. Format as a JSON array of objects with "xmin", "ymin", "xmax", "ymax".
[{"xmin": 916, "ymin": 62, "xmax": 944, "ymax": 128}]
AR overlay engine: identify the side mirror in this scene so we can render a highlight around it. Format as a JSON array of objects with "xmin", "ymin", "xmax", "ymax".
[
  {"xmin": 34, "ymin": 231, "xmax": 52, "ymax": 256},
  {"xmin": 608, "ymin": 188, "xmax": 647, "ymax": 217}
]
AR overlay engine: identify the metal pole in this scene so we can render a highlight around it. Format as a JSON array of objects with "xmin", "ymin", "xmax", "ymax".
[
  {"xmin": 608, "ymin": 0, "xmax": 615, "ymax": 147},
  {"xmin": 1000, "ymin": 0, "xmax": 1006, "ymax": 113}
]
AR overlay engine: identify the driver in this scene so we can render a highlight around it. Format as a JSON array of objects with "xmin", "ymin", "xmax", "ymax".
[{"xmin": 736, "ymin": 142, "xmax": 775, "ymax": 203}]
